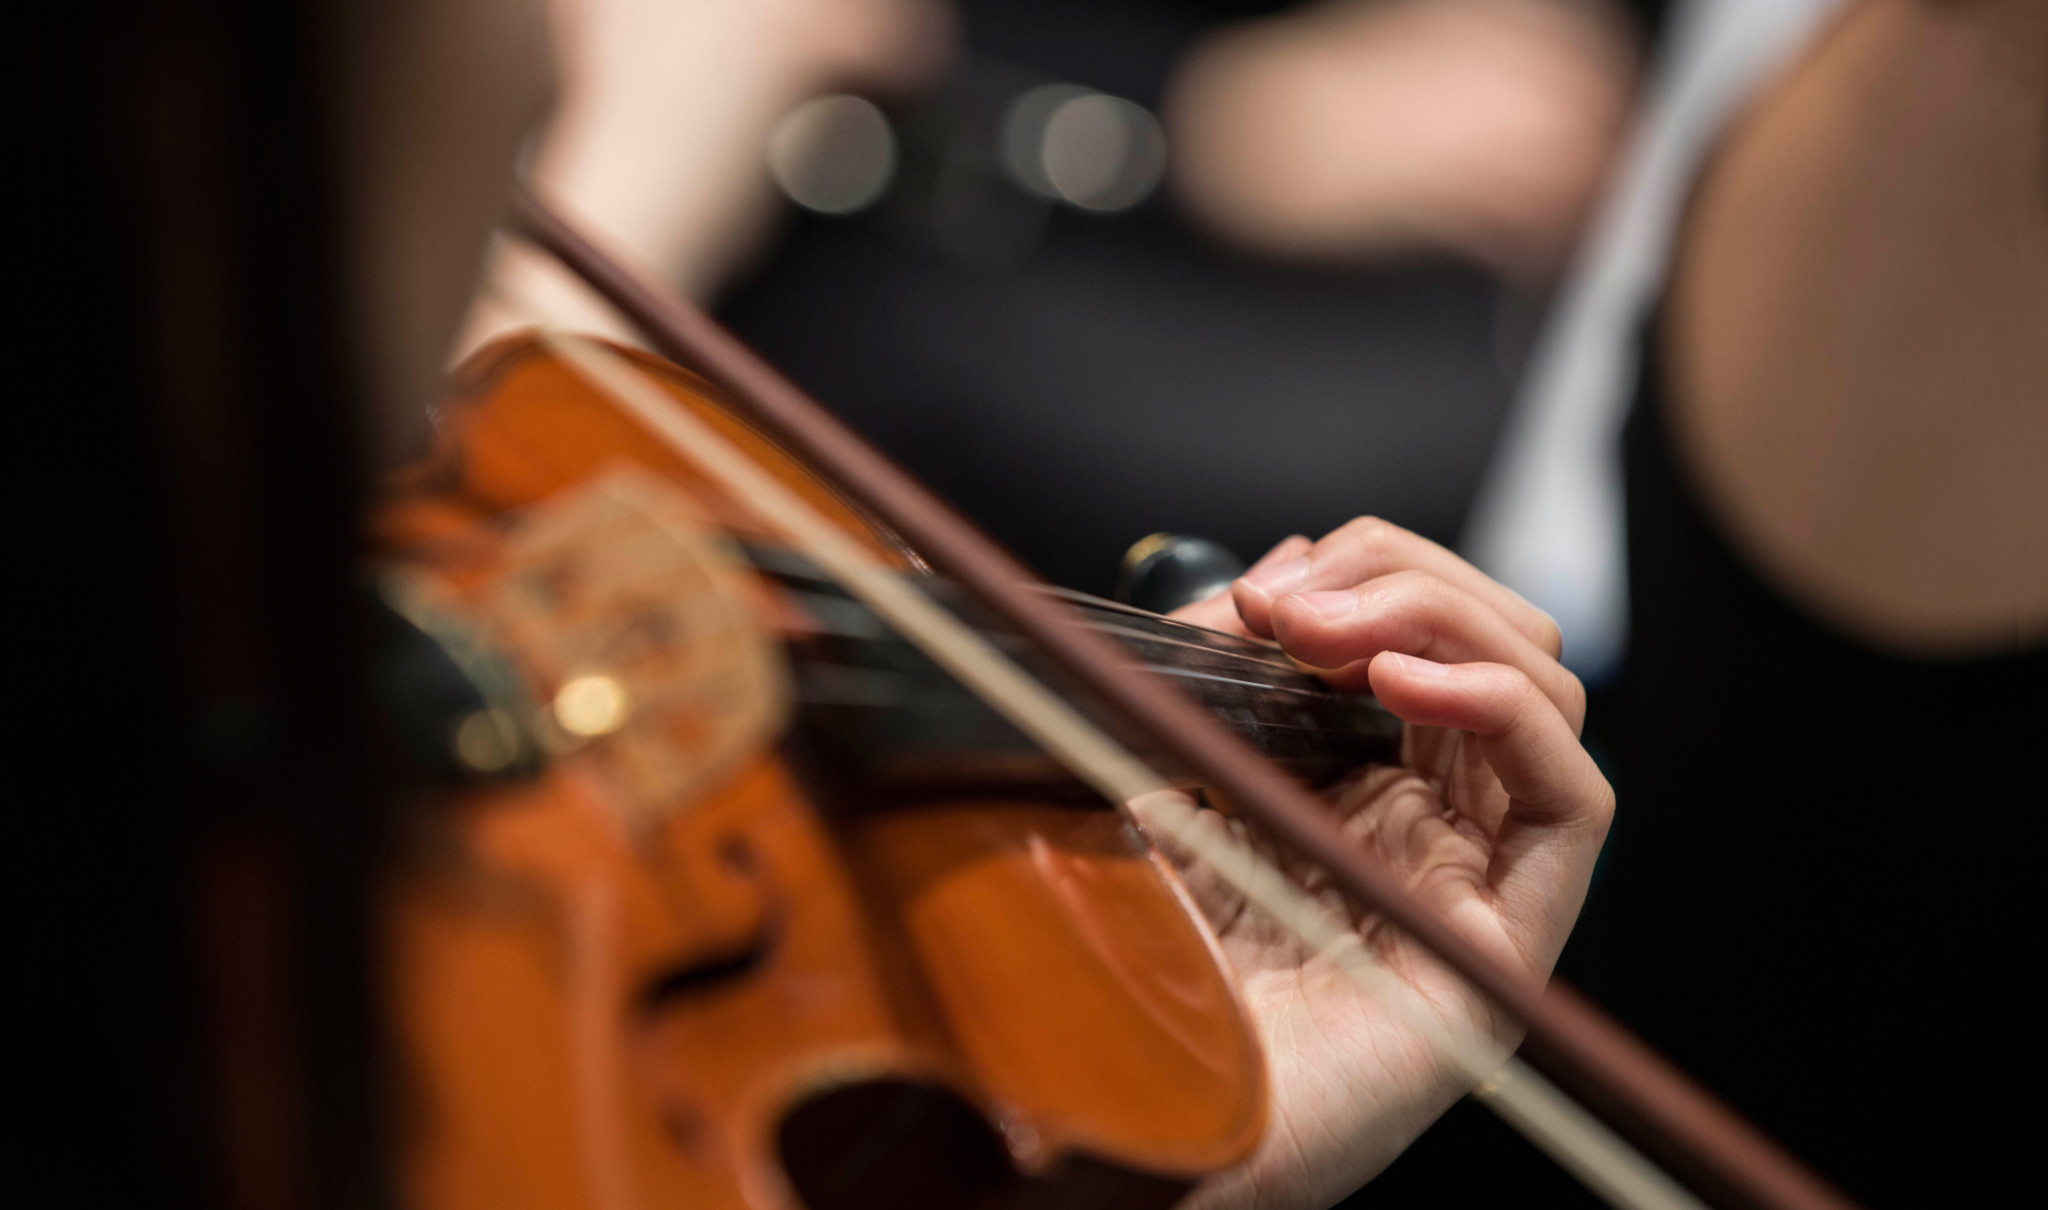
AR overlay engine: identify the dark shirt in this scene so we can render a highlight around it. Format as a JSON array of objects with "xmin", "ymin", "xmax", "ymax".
[{"xmin": 1581, "ymin": 329, "xmax": 2047, "ymax": 1207}]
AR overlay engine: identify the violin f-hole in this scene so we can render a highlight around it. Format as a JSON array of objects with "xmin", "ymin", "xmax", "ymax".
[{"xmin": 641, "ymin": 837, "xmax": 782, "ymax": 1008}]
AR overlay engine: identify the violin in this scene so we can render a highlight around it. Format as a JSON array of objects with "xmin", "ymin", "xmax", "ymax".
[
  {"xmin": 376, "ymin": 331, "xmax": 1411, "ymax": 1210},
  {"xmin": 371, "ymin": 191, "xmax": 1861, "ymax": 1210}
]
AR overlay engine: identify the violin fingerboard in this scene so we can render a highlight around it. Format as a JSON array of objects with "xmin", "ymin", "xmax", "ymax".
[{"xmin": 751, "ymin": 547, "xmax": 1400, "ymax": 794}]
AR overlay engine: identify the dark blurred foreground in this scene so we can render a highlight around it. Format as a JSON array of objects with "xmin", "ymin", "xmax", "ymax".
[{"xmin": 32, "ymin": 5, "xmax": 390, "ymax": 1208}]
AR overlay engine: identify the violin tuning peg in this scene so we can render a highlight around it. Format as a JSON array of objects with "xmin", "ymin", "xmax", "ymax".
[{"xmin": 1115, "ymin": 534, "xmax": 1246, "ymax": 616}]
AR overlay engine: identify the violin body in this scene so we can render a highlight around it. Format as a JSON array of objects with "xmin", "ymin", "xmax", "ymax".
[{"xmin": 378, "ymin": 337, "xmax": 1272, "ymax": 1210}]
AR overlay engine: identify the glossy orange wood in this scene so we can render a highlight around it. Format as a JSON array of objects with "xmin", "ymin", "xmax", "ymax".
[
  {"xmin": 393, "ymin": 336, "xmax": 914, "ymax": 567},
  {"xmin": 380, "ymin": 335, "xmax": 1266, "ymax": 1210},
  {"xmin": 842, "ymin": 803, "xmax": 1264, "ymax": 1170}
]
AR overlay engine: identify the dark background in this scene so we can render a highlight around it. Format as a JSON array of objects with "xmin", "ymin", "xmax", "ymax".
[{"xmin": 716, "ymin": 0, "xmax": 1633, "ymax": 597}]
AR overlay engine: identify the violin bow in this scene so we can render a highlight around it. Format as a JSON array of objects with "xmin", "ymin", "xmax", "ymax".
[{"xmin": 503, "ymin": 185, "xmax": 1858, "ymax": 1210}]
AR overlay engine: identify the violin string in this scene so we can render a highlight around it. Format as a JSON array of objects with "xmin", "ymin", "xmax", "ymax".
[
  {"xmin": 535, "ymin": 328, "xmax": 1168, "ymax": 807},
  {"xmin": 515, "ymin": 318, "xmax": 1700, "ymax": 1210}
]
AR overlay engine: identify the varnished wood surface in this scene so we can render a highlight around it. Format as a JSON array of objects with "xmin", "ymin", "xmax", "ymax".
[{"xmin": 380, "ymin": 336, "xmax": 1267, "ymax": 1210}]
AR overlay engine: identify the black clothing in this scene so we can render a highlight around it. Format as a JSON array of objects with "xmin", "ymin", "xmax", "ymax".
[
  {"xmin": 1578, "ymin": 332, "xmax": 2046, "ymax": 1207},
  {"xmin": 1359, "ymin": 329, "xmax": 2045, "ymax": 1210}
]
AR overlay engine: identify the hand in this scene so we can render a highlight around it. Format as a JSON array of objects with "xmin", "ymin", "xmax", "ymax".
[{"xmin": 1142, "ymin": 518, "xmax": 1609, "ymax": 1210}]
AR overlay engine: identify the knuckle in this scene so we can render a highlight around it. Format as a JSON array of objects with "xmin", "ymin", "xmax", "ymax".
[
  {"xmin": 1577, "ymin": 775, "xmax": 1619, "ymax": 830},
  {"xmin": 1368, "ymin": 567, "xmax": 1446, "ymax": 610},
  {"xmin": 1511, "ymin": 665, "xmax": 1547, "ymax": 716},
  {"xmin": 1482, "ymin": 663, "xmax": 1539, "ymax": 731},
  {"xmin": 1560, "ymin": 669, "xmax": 1587, "ymax": 731},
  {"xmin": 1349, "ymin": 573, "xmax": 1444, "ymax": 651},
  {"xmin": 1330, "ymin": 515, "xmax": 1398, "ymax": 562}
]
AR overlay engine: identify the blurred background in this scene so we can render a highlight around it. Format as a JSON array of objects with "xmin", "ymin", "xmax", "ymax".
[{"xmin": 505, "ymin": 0, "xmax": 1662, "ymax": 597}]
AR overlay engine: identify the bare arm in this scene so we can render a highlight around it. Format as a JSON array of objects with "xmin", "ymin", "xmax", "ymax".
[{"xmin": 1664, "ymin": 0, "xmax": 2048, "ymax": 654}]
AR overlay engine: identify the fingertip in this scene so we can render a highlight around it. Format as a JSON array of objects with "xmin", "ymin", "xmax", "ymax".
[
  {"xmin": 1365, "ymin": 650, "xmax": 1489, "ymax": 729},
  {"xmin": 1263, "ymin": 590, "xmax": 1314, "ymax": 644},
  {"xmin": 1292, "ymin": 590, "xmax": 1360, "ymax": 621},
  {"xmin": 1230, "ymin": 576, "xmax": 1279, "ymax": 637},
  {"xmin": 1379, "ymin": 651, "xmax": 1450, "ymax": 680},
  {"xmin": 1268, "ymin": 591, "xmax": 1380, "ymax": 673},
  {"xmin": 1365, "ymin": 649, "xmax": 1433, "ymax": 703}
]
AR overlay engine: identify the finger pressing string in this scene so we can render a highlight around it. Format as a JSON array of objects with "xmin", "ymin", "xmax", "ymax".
[
  {"xmin": 1271, "ymin": 570, "xmax": 1588, "ymax": 733},
  {"xmin": 1233, "ymin": 517, "xmax": 1562, "ymax": 655},
  {"xmin": 1366, "ymin": 653, "xmax": 1612, "ymax": 960},
  {"xmin": 1368, "ymin": 655, "xmax": 1605, "ymax": 824}
]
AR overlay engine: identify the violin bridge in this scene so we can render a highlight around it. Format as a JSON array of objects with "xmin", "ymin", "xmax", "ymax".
[{"xmin": 393, "ymin": 463, "xmax": 792, "ymax": 832}]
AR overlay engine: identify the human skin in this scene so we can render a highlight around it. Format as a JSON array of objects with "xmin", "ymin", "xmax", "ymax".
[
  {"xmin": 1159, "ymin": 518, "xmax": 1608, "ymax": 1209},
  {"xmin": 1665, "ymin": 0, "xmax": 2048, "ymax": 655}
]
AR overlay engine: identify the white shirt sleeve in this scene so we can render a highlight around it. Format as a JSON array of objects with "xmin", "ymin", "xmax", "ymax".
[{"xmin": 1459, "ymin": 0, "xmax": 1848, "ymax": 682}]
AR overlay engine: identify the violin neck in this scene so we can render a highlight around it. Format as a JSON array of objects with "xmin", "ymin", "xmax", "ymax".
[{"xmin": 747, "ymin": 544, "xmax": 1400, "ymax": 795}]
